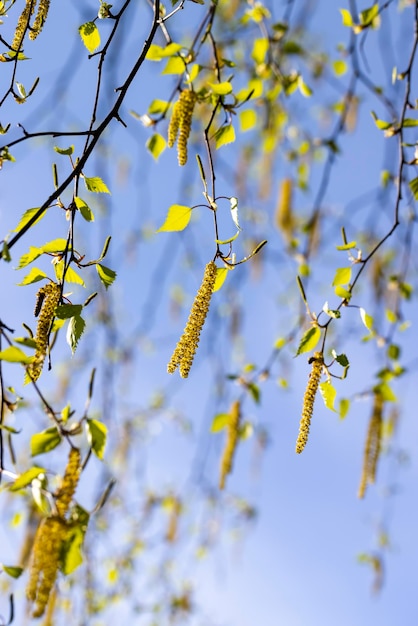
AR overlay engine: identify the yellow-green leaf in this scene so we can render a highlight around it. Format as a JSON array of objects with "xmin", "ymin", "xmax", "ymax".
[
  {"xmin": 339, "ymin": 398, "xmax": 350, "ymax": 419},
  {"xmin": 146, "ymin": 133, "xmax": 166, "ymax": 161},
  {"xmin": 0, "ymin": 346, "xmax": 32, "ymax": 364},
  {"xmin": 333, "ymin": 60, "xmax": 347, "ymax": 76},
  {"xmin": 340, "ymin": 8, "xmax": 353, "ymax": 27},
  {"xmin": 252, "ymin": 38, "xmax": 269, "ymax": 64},
  {"xmin": 84, "ymin": 176, "xmax": 110, "ymax": 193},
  {"xmin": 66, "ymin": 315, "xmax": 86, "ymax": 354},
  {"xmin": 86, "ymin": 418, "xmax": 107, "ymax": 459},
  {"xmin": 17, "ymin": 267, "xmax": 47, "ymax": 286},
  {"xmin": 295, "ymin": 326, "xmax": 321, "ymax": 356},
  {"xmin": 332, "ymin": 267, "xmax": 352, "ymax": 286},
  {"xmin": 210, "ymin": 413, "xmax": 230, "ymax": 433},
  {"xmin": 148, "ymin": 99, "xmax": 170, "ymax": 114},
  {"xmin": 162, "ymin": 56, "xmax": 185, "ymax": 75},
  {"xmin": 157, "ymin": 204, "xmax": 192, "ymax": 232},
  {"xmin": 239, "ymin": 109, "xmax": 257, "ymax": 131},
  {"xmin": 54, "ymin": 145, "xmax": 74, "ymax": 156},
  {"xmin": 214, "ymin": 124, "xmax": 235, "ymax": 149},
  {"xmin": 146, "ymin": 42, "xmax": 183, "ymax": 61},
  {"xmin": 319, "ymin": 381, "xmax": 337, "ymax": 412},
  {"xmin": 2, "ymin": 565, "xmax": 23, "ymax": 579},
  {"xmin": 74, "ymin": 196, "xmax": 94, "ymax": 222},
  {"xmin": 208, "ymin": 81, "xmax": 233, "ymax": 95},
  {"xmin": 10, "ymin": 466, "xmax": 45, "ymax": 491},
  {"xmin": 298, "ymin": 76, "xmax": 312, "ymax": 97},
  {"xmin": 96, "ymin": 264, "xmax": 116, "ymax": 289},
  {"xmin": 360, "ymin": 307, "xmax": 374, "ymax": 332},
  {"xmin": 64, "ymin": 266, "xmax": 85, "ymax": 287},
  {"xmin": 79, "ymin": 22, "xmax": 100, "ymax": 53},
  {"xmin": 31, "ymin": 427, "xmax": 61, "ymax": 456},
  {"xmin": 213, "ymin": 267, "xmax": 229, "ymax": 292}
]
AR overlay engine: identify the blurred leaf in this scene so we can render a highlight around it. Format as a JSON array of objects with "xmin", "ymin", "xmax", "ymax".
[
  {"xmin": 332, "ymin": 267, "xmax": 352, "ymax": 286},
  {"xmin": 208, "ymin": 81, "xmax": 233, "ymax": 95},
  {"xmin": 146, "ymin": 133, "xmax": 166, "ymax": 161},
  {"xmin": 31, "ymin": 427, "xmax": 61, "ymax": 456},
  {"xmin": 2, "ymin": 565, "xmax": 23, "ymax": 579},
  {"xmin": 296, "ymin": 326, "xmax": 321, "ymax": 356},
  {"xmin": 339, "ymin": 398, "xmax": 350, "ymax": 419},
  {"xmin": 54, "ymin": 145, "xmax": 74, "ymax": 155},
  {"xmin": 10, "ymin": 466, "xmax": 45, "ymax": 491},
  {"xmin": 360, "ymin": 307, "xmax": 374, "ymax": 332},
  {"xmin": 210, "ymin": 413, "xmax": 230, "ymax": 432},
  {"xmin": 86, "ymin": 418, "xmax": 107, "ymax": 459},
  {"xmin": 0, "ymin": 346, "xmax": 32, "ymax": 364}
]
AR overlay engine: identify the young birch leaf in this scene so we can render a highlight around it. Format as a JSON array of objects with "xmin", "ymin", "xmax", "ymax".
[
  {"xmin": 215, "ymin": 232, "xmax": 240, "ymax": 245},
  {"xmin": 332, "ymin": 267, "xmax": 352, "ymax": 286},
  {"xmin": 67, "ymin": 315, "xmax": 86, "ymax": 354},
  {"xmin": 55, "ymin": 304, "xmax": 83, "ymax": 319},
  {"xmin": 17, "ymin": 267, "xmax": 47, "ymax": 286},
  {"xmin": 146, "ymin": 133, "xmax": 166, "ymax": 161},
  {"xmin": 0, "ymin": 346, "xmax": 32, "ymax": 364},
  {"xmin": 230, "ymin": 197, "xmax": 241, "ymax": 230},
  {"xmin": 79, "ymin": 22, "xmax": 101, "ymax": 53},
  {"xmin": 54, "ymin": 145, "xmax": 74, "ymax": 156},
  {"xmin": 340, "ymin": 8, "xmax": 353, "ymax": 27},
  {"xmin": 339, "ymin": 398, "xmax": 350, "ymax": 419},
  {"xmin": 84, "ymin": 176, "xmax": 110, "ymax": 193},
  {"xmin": 162, "ymin": 56, "xmax": 185, "ymax": 75},
  {"xmin": 409, "ymin": 177, "xmax": 418, "ymax": 200},
  {"xmin": 64, "ymin": 266, "xmax": 85, "ymax": 286},
  {"xmin": 319, "ymin": 381, "xmax": 337, "ymax": 412},
  {"xmin": 210, "ymin": 413, "xmax": 231, "ymax": 432},
  {"xmin": 2, "ymin": 566, "xmax": 23, "ymax": 579},
  {"xmin": 295, "ymin": 326, "xmax": 321, "ymax": 356},
  {"xmin": 208, "ymin": 81, "xmax": 233, "ymax": 95},
  {"xmin": 60, "ymin": 526, "xmax": 84, "ymax": 575},
  {"xmin": 157, "ymin": 205, "xmax": 192, "ymax": 232},
  {"xmin": 96, "ymin": 264, "xmax": 116, "ymax": 289},
  {"xmin": 10, "ymin": 466, "xmax": 46, "ymax": 491},
  {"xmin": 17, "ymin": 246, "xmax": 42, "ymax": 269},
  {"xmin": 86, "ymin": 418, "xmax": 107, "ymax": 459},
  {"xmin": 214, "ymin": 124, "xmax": 236, "ymax": 149},
  {"xmin": 13, "ymin": 207, "xmax": 46, "ymax": 233},
  {"xmin": 336, "ymin": 241, "xmax": 356, "ymax": 250},
  {"xmin": 239, "ymin": 109, "xmax": 257, "ymax": 131},
  {"xmin": 359, "ymin": 307, "xmax": 374, "ymax": 332},
  {"xmin": 213, "ymin": 267, "xmax": 228, "ymax": 292},
  {"xmin": 31, "ymin": 427, "xmax": 62, "ymax": 456},
  {"xmin": 74, "ymin": 196, "xmax": 95, "ymax": 222},
  {"xmin": 41, "ymin": 238, "xmax": 68, "ymax": 253}
]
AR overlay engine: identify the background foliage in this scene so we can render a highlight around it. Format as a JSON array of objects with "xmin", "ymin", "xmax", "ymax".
[{"xmin": 1, "ymin": 0, "xmax": 418, "ymax": 624}]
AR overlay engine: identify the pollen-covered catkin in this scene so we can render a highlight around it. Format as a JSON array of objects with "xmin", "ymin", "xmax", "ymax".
[
  {"xmin": 56, "ymin": 447, "xmax": 82, "ymax": 517},
  {"xmin": 12, "ymin": 0, "xmax": 36, "ymax": 51},
  {"xmin": 29, "ymin": 0, "xmax": 51, "ymax": 40},
  {"xmin": 358, "ymin": 392, "xmax": 383, "ymax": 499},
  {"xmin": 167, "ymin": 261, "xmax": 217, "ymax": 378},
  {"xmin": 219, "ymin": 400, "xmax": 241, "ymax": 490},
  {"xmin": 296, "ymin": 352, "xmax": 323, "ymax": 454},
  {"xmin": 27, "ymin": 281, "xmax": 60, "ymax": 382},
  {"xmin": 167, "ymin": 90, "xmax": 197, "ymax": 166}
]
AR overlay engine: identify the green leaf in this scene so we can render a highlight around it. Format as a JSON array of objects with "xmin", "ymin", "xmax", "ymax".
[
  {"xmin": 148, "ymin": 99, "xmax": 170, "ymax": 114},
  {"xmin": 84, "ymin": 176, "xmax": 110, "ymax": 194},
  {"xmin": 409, "ymin": 177, "xmax": 418, "ymax": 200},
  {"xmin": 10, "ymin": 466, "xmax": 46, "ymax": 491},
  {"xmin": 340, "ymin": 8, "xmax": 353, "ymax": 27},
  {"xmin": 186, "ymin": 63, "xmax": 200, "ymax": 83},
  {"xmin": 12, "ymin": 207, "xmax": 46, "ymax": 233},
  {"xmin": 295, "ymin": 326, "xmax": 321, "ymax": 356},
  {"xmin": 332, "ymin": 267, "xmax": 352, "ymax": 286},
  {"xmin": 375, "ymin": 382, "xmax": 397, "ymax": 402},
  {"xmin": 1, "ymin": 242, "xmax": 11, "ymax": 262},
  {"xmin": 322, "ymin": 301, "xmax": 341, "ymax": 319},
  {"xmin": 336, "ymin": 241, "xmax": 356, "ymax": 251},
  {"xmin": 214, "ymin": 124, "xmax": 235, "ymax": 149},
  {"xmin": 360, "ymin": 307, "xmax": 374, "ymax": 332},
  {"xmin": 157, "ymin": 204, "xmax": 193, "ymax": 232},
  {"xmin": 14, "ymin": 337, "xmax": 37, "ymax": 349},
  {"xmin": 215, "ymin": 232, "xmax": 240, "ymax": 245},
  {"xmin": 31, "ymin": 427, "xmax": 61, "ymax": 456},
  {"xmin": 247, "ymin": 382, "xmax": 260, "ymax": 404},
  {"xmin": 63, "ymin": 265, "xmax": 85, "ymax": 286},
  {"xmin": 60, "ymin": 524, "xmax": 85, "ymax": 575},
  {"xmin": 162, "ymin": 56, "xmax": 185, "ymax": 74},
  {"xmin": 213, "ymin": 267, "xmax": 229, "ymax": 292},
  {"xmin": 371, "ymin": 111, "xmax": 392, "ymax": 131},
  {"xmin": 239, "ymin": 109, "xmax": 257, "ymax": 131},
  {"xmin": 210, "ymin": 413, "xmax": 230, "ymax": 432},
  {"xmin": 297, "ymin": 76, "xmax": 312, "ymax": 97},
  {"xmin": 2, "ymin": 565, "xmax": 23, "ymax": 579},
  {"xmin": 54, "ymin": 145, "xmax": 74, "ymax": 155},
  {"xmin": 252, "ymin": 37, "xmax": 269, "ymax": 64},
  {"xmin": 339, "ymin": 398, "xmax": 350, "ymax": 419},
  {"xmin": 332, "ymin": 60, "xmax": 347, "ymax": 76},
  {"xmin": 55, "ymin": 304, "xmax": 83, "ymax": 319},
  {"xmin": 66, "ymin": 315, "xmax": 86, "ymax": 355},
  {"xmin": 208, "ymin": 81, "xmax": 233, "ymax": 95},
  {"xmin": 334, "ymin": 352, "xmax": 349, "ymax": 367},
  {"xmin": 41, "ymin": 238, "xmax": 68, "ymax": 254},
  {"xmin": 334, "ymin": 285, "xmax": 352, "ymax": 301},
  {"xmin": 146, "ymin": 42, "xmax": 183, "ymax": 61},
  {"xmin": 86, "ymin": 418, "xmax": 107, "ymax": 459},
  {"xmin": 17, "ymin": 267, "xmax": 47, "ymax": 286},
  {"xmin": 0, "ymin": 346, "xmax": 32, "ymax": 364},
  {"xmin": 146, "ymin": 133, "xmax": 166, "ymax": 161},
  {"xmin": 79, "ymin": 22, "xmax": 101, "ymax": 53},
  {"xmin": 17, "ymin": 246, "xmax": 42, "ymax": 269},
  {"xmin": 402, "ymin": 118, "xmax": 418, "ymax": 127},
  {"xmin": 96, "ymin": 264, "xmax": 117, "ymax": 289},
  {"xmin": 319, "ymin": 381, "xmax": 337, "ymax": 412},
  {"xmin": 74, "ymin": 196, "xmax": 95, "ymax": 222},
  {"xmin": 359, "ymin": 3, "xmax": 379, "ymax": 26}
]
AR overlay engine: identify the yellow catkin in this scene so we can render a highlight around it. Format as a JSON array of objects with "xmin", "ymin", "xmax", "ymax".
[
  {"xmin": 29, "ymin": 0, "xmax": 50, "ymax": 40},
  {"xmin": 27, "ymin": 281, "xmax": 61, "ymax": 382},
  {"xmin": 167, "ymin": 261, "xmax": 217, "ymax": 378},
  {"xmin": 296, "ymin": 352, "xmax": 323, "ymax": 454},
  {"xmin": 167, "ymin": 90, "xmax": 197, "ymax": 166},
  {"xmin": 219, "ymin": 400, "xmax": 241, "ymax": 490},
  {"xmin": 358, "ymin": 393, "xmax": 383, "ymax": 499},
  {"xmin": 26, "ymin": 516, "xmax": 68, "ymax": 618},
  {"xmin": 56, "ymin": 447, "xmax": 82, "ymax": 517},
  {"xmin": 276, "ymin": 178, "xmax": 294, "ymax": 242},
  {"xmin": 11, "ymin": 0, "xmax": 36, "ymax": 51}
]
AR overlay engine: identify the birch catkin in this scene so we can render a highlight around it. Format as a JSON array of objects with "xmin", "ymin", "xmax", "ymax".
[
  {"xmin": 358, "ymin": 392, "xmax": 383, "ymax": 499},
  {"xmin": 219, "ymin": 400, "xmax": 241, "ymax": 490},
  {"xmin": 27, "ymin": 282, "xmax": 60, "ymax": 382},
  {"xmin": 167, "ymin": 261, "xmax": 217, "ymax": 378},
  {"xmin": 167, "ymin": 90, "xmax": 197, "ymax": 166},
  {"xmin": 296, "ymin": 352, "xmax": 324, "ymax": 454}
]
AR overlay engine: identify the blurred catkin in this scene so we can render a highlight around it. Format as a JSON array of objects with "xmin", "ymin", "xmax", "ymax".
[
  {"xmin": 167, "ymin": 261, "xmax": 217, "ymax": 378},
  {"xmin": 219, "ymin": 400, "xmax": 241, "ymax": 490},
  {"xmin": 296, "ymin": 352, "xmax": 323, "ymax": 454},
  {"xmin": 358, "ymin": 392, "xmax": 383, "ymax": 499}
]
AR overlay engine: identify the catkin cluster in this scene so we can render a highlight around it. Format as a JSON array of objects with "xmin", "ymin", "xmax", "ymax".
[
  {"xmin": 11, "ymin": 0, "xmax": 51, "ymax": 51},
  {"xmin": 27, "ymin": 281, "xmax": 60, "ymax": 382},
  {"xmin": 26, "ymin": 448, "xmax": 81, "ymax": 618},
  {"xmin": 167, "ymin": 90, "xmax": 197, "ymax": 166},
  {"xmin": 167, "ymin": 261, "xmax": 217, "ymax": 378},
  {"xmin": 358, "ymin": 393, "xmax": 383, "ymax": 499},
  {"xmin": 296, "ymin": 352, "xmax": 324, "ymax": 454},
  {"xmin": 219, "ymin": 400, "xmax": 241, "ymax": 490}
]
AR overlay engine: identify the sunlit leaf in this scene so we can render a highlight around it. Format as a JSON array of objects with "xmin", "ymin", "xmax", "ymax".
[
  {"xmin": 162, "ymin": 56, "xmax": 185, "ymax": 74},
  {"xmin": 31, "ymin": 427, "xmax": 61, "ymax": 456},
  {"xmin": 13, "ymin": 207, "xmax": 46, "ymax": 233},
  {"xmin": 55, "ymin": 304, "xmax": 83, "ymax": 319},
  {"xmin": 157, "ymin": 204, "xmax": 192, "ymax": 232},
  {"xmin": 74, "ymin": 196, "xmax": 95, "ymax": 222},
  {"xmin": 332, "ymin": 267, "xmax": 352, "ymax": 286},
  {"xmin": 229, "ymin": 196, "xmax": 241, "ymax": 230},
  {"xmin": 360, "ymin": 307, "xmax": 374, "ymax": 332},
  {"xmin": 319, "ymin": 381, "xmax": 337, "ymax": 412},
  {"xmin": 252, "ymin": 38, "xmax": 269, "ymax": 64},
  {"xmin": 210, "ymin": 413, "xmax": 230, "ymax": 432},
  {"xmin": 0, "ymin": 346, "xmax": 32, "ymax": 364},
  {"xmin": 86, "ymin": 418, "xmax": 107, "ymax": 459},
  {"xmin": 295, "ymin": 326, "xmax": 321, "ymax": 356},
  {"xmin": 148, "ymin": 99, "xmax": 170, "ymax": 114},
  {"xmin": 84, "ymin": 176, "xmax": 110, "ymax": 193},
  {"xmin": 64, "ymin": 266, "xmax": 85, "ymax": 286},
  {"xmin": 60, "ymin": 525, "xmax": 85, "ymax": 575},
  {"xmin": 214, "ymin": 124, "xmax": 235, "ymax": 149},
  {"xmin": 339, "ymin": 398, "xmax": 350, "ymax": 419},
  {"xmin": 409, "ymin": 177, "xmax": 418, "ymax": 200},
  {"xmin": 17, "ymin": 267, "xmax": 47, "ymax": 286},
  {"xmin": 79, "ymin": 22, "xmax": 101, "ymax": 53},
  {"xmin": 2, "ymin": 565, "xmax": 23, "ymax": 579},
  {"xmin": 67, "ymin": 315, "xmax": 86, "ymax": 354},
  {"xmin": 340, "ymin": 8, "xmax": 353, "ymax": 27},
  {"xmin": 146, "ymin": 133, "xmax": 166, "ymax": 161},
  {"xmin": 146, "ymin": 43, "xmax": 183, "ymax": 61},
  {"xmin": 336, "ymin": 241, "xmax": 356, "ymax": 251},
  {"xmin": 10, "ymin": 466, "xmax": 45, "ymax": 491},
  {"xmin": 54, "ymin": 145, "xmax": 74, "ymax": 155},
  {"xmin": 96, "ymin": 264, "xmax": 117, "ymax": 289},
  {"xmin": 213, "ymin": 267, "xmax": 228, "ymax": 292},
  {"xmin": 333, "ymin": 60, "xmax": 347, "ymax": 75},
  {"xmin": 208, "ymin": 81, "xmax": 233, "ymax": 95},
  {"xmin": 239, "ymin": 109, "xmax": 257, "ymax": 131}
]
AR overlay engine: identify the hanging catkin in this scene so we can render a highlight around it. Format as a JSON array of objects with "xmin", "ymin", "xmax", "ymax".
[
  {"xmin": 296, "ymin": 352, "xmax": 323, "ymax": 453},
  {"xmin": 167, "ymin": 90, "xmax": 197, "ymax": 166},
  {"xmin": 358, "ymin": 392, "xmax": 383, "ymax": 499},
  {"xmin": 27, "ymin": 282, "xmax": 60, "ymax": 382},
  {"xmin": 219, "ymin": 400, "xmax": 241, "ymax": 490}
]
